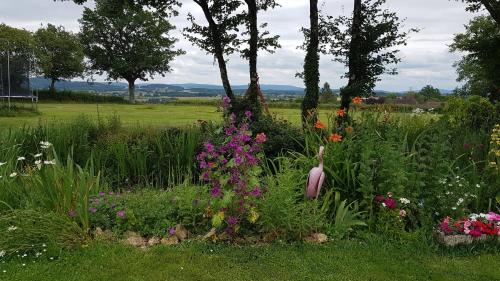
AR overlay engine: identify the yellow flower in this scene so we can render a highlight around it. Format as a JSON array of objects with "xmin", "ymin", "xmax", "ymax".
[{"xmin": 248, "ymin": 208, "xmax": 259, "ymax": 223}]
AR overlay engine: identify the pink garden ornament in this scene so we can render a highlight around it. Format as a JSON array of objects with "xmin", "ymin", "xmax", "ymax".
[{"xmin": 306, "ymin": 146, "xmax": 325, "ymax": 199}]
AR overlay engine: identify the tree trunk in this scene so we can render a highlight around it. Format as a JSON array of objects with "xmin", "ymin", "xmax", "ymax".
[
  {"xmin": 480, "ymin": 0, "xmax": 500, "ymax": 25},
  {"xmin": 301, "ymin": 0, "xmax": 320, "ymax": 126},
  {"xmin": 244, "ymin": 0, "xmax": 260, "ymax": 112},
  {"xmin": 342, "ymin": 0, "xmax": 363, "ymax": 114},
  {"xmin": 196, "ymin": 0, "xmax": 235, "ymax": 101},
  {"xmin": 49, "ymin": 78, "xmax": 56, "ymax": 94},
  {"xmin": 128, "ymin": 79, "xmax": 136, "ymax": 103}
]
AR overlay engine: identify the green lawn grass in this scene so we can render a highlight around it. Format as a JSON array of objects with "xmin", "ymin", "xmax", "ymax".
[
  {"xmin": 1, "ymin": 240, "xmax": 499, "ymax": 281},
  {"xmin": 0, "ymin": 102, "xmax": 434, "ymax": 129}
]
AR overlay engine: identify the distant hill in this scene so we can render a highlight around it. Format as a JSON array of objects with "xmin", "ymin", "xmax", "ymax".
[{"xmin": 30, "ymin": 78, "xmax": 454, "ymax": 96}]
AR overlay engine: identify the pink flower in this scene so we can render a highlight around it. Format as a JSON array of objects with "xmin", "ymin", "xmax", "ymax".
[
  {"xmin": 245, "ymin": 111, "xmax": 253, "ymax": 119},
  {"xmin": 68, "ymin": 209, "xmax": 76, "ymax": 218},
  {"xmin": 374, "ymin": 195, "xmax": 385, "ymax": 202},
  {"xmin": 117, "ymin": 211, "xmax": 125, "ymax": 218},
  {"xmin": 469, "ymin": 229, "xmax": 482, "ymax": 237},
  {"xmin": 440, "ymin": 217, "xmax": 453, "ymax": 234},
  {"xmin": 255, "ymin": 133, "xmax": 267, "ymax": 143},
  {"xmin": 227, "ymin": 216, "xmax": 238, "ymax": 226},
  {"xmin": 383, "ymin": 198, "xmax": 397, "ymax": 209},
  {"xmin": 169, "ymin": 227, "xmax": 176, "ymax": 236},
  {"xmin": 251, "ymin": 187, "xmax": 261, "ymax": 197},
  {"xmin": 399, "ymin": 209, "xmax": 407, "ymax": 217},
  {"xmin": 486, "ymin": 212, "xmax": 500, "ymax": 222}
]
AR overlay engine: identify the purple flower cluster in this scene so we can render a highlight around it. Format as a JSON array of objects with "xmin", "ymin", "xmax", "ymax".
[{"xmin": 197, "ymin": 98, "xmax": 267, "ymax": 234}]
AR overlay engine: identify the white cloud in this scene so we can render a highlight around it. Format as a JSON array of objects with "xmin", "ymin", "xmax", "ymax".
[{"xmin": 0, "ymin": 0, "xmax": 482, "ymax": 91}]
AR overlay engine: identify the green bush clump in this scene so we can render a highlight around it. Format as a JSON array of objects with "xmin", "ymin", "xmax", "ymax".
[
  {"xmin": 443, "ymin": 95, "xmax": 498, "ymax": 131},
  {"xmin": 37, "ymin": 89, "xmax": 127, "ymax": 103},
  {"xmin": 89, "ymin": 186, "xmax": 209, "ymax": 237},
  {"xmin": 0, "ymin": 210, "xmax": 85, "ymax": 259}
]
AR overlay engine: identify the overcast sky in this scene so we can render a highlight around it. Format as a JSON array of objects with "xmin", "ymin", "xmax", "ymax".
[{"xmin": 0, "ymin": 0, "xmax": 481, "ymax": 91}]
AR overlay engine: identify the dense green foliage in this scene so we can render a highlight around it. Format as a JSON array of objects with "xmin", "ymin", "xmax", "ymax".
[
  {"xmin": 450, "ymin": 16, "xmax": 500, "ymax": 101},
  {"xmin": 37, "ymin": 89, "xmax": 126, "ymax": 103}
]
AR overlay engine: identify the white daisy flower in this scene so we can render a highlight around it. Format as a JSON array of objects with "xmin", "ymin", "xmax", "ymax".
[
  {"xmin": 0, "ymin": 162, "xmax": 6, "ymax": 166},
  {"xmin": 34, "ymin": 153, "xmax": 43, "ymax": 158},
  {"xmin": 0, "ymin": 250, "xmax": 5, "ymax": 257},
  {"xmin": 44, "ymin": 160, "xmax": 56, "ymax": 165},
  {"xmin": 9, "ymin": 172, "xmax": 17, "ymax": 178},
  {"xmin": 7, "ymin": 226, "xmax": 17, "ymax": 231},
  {"xmin": 17, "ymin": 157, "xmax": 25, "ymax": 161}
]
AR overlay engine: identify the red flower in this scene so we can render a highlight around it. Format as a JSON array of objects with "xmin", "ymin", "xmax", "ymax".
[
  {"xmin": 374, "ymin": 195, "xmax": 385, "ymax": 202},
  {"xmin": 336, "ymin": 109, "xmax": 346, "ymax": 117},
  {"xmin": 255, "ymin": 133, "xmax": 267, "ymax": 143},
  {"xmin": 352, "ymin": 96, "xmax": 362, "ymax": 104},
  {"xmin": 383, "ymin": 198, "xmax": 397, "ymax": 209}
]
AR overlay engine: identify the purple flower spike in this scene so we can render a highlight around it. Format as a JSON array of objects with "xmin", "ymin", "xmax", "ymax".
[{"xmin": 169, "ymin": 227, "xmax": 176, "ymax": 236}]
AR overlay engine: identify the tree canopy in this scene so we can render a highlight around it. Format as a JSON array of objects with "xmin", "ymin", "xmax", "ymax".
[
  {"xmin": 34, "ymin": 24, "xmax": 85, "ymax": 92},
  {"xmin": 450, "ymin": 15, "xmax": 500, "ymax": 101},
  {"xmin": 79, "ymin": 0, "xmax": 184, "ymax": 102}
]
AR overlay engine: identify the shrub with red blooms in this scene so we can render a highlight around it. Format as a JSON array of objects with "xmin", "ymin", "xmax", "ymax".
[
  {"xmin": 439, "ymin": 212, "xmax": 500, "ymax": 238},
  {"xmin": 197, "ymin": 97, "xmax": 266, "ymax": 235}
]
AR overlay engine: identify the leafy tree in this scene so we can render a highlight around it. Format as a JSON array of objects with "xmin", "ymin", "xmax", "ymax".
[
  {"xmin": 322, "ymin": 0, "xmax": 416, "ymax": 113},
  {"xmin": 419, "ymin": 85, "xmax": 442, "ymax": 101},
  {"xmin": 239, "ymin": 0, "xmax": 281, "ymax": 117},
  {"xmin": 184, "ymin": 0, "xmax": 244, "ymax": 102},
  {"xmin": 320, "ymin": 82, "xmax": 336, "ymax": 103},
  {"xmin": 34, "ymin": 24, "xmax": 85, "ymax": 93},
  {"xmin": 450, "ymin": 16, "xmax": 500, "ymax": 101},
  {"xmin": 301, "ymin": 0, "xmax": 320, "ymax": 125},
  {"xmin": 456, "ymin": 0, "xmax": 500, "ymax": 25},
  {"xmin": 79, "ymin": 0, "xmax": 184, "ymax": 102},
  {"xmin": 60, "ymin": 0, "xmax": 181, "ymax": 16},
  {"xmin": 0, "ymin": 24, "xmax": 34, "ymax": 96}
]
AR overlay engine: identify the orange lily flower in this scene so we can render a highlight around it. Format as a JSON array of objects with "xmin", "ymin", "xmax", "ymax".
[
  {"xmin": 314, "ymin": 120, "xmax": 326, "ymax": 129},
  {"xmin": 336, "ymin": 109, "xmax": 346, "ymax": 117},
  {"xmin": 329, "ymin": 133, "xmax": 343, "ymax": 142},
  {"xmin": 352, "ymin": 96, "xmax": 362, "ymax": 104}
]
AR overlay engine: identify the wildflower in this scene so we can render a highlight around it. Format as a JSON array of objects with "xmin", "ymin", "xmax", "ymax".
[
  {"xmin": 227, "ymin": 216, "xmax": 238, "ymax": 226},
  {"xmin": 251, "ymin": 187, "xmax": 261, "ymax": 197},
  {"xmin": 314, "ymin": 120, "xmax": 326, "ymax": 129},
  {"xmin": 352, "ymin": 96, "xmax": 362, "ymax": 104},
  {"xmin": 44, "ymin": 160, "xmax": 56, "ymax": 165},
  {"xmin": 336, "ymin": 109, "xmax": 346, "ymax": 117},
  {"xmin": 399, "ymin": 198, "xmax": 410, "ymax": 205},
  {"xmin": 0, "ymin": 250, "xmax": 5, "ymax": 257},
  {"xmin": 0, "ymin": 162, "xmax": 5, "ymax": 166},
  {"xmin": 7, "ymin": 226, "xmax": 17, "ymax": 232},
  {"xmin": 255, "ymin": 133, "xmax": 267, "ymax": 143},
  {"xmin": 457, "ymin": 198, "xmax": 464, "ymax": 205},
  {"xmin": 245, "ymin": 111, "xmax": 253, "ymax": 119},
  {"xmin": 222, "ymin": 96, "xmax": 231, "ymax": 108},
  {"xmin": 399, "ymin": 210, "xmax": 407, "ymax": 217},
  {"xmin": 17, "ymin": 156, "xmax": 26, "ymax": 161},
  {"xmin": 34, "ymin": 153, "xmax": 43, "ymax": 158},
  {"xmin": 210, "ymin": 187, "xmax": 222, "ymax": 198},
  {"xmin": 387, "ymin": 192, "xmax": 393, "ymax": 198},
  {"xmin": 88, "ymin": 207, "xmax": 97, "ymax": 214},
  {"xmin": 9, "ymin": 172, "xmax": 17, "ymax": 178},
  {"xmin": 98, "ymin": 192, "xmax": 105, "ymax": 197},
  {"xmin": 329, "ymin": 133, "xmax": 343, "ymax": 142},
  {"xmin": 116, "ymin": 211, "xmax": 125, "ymax": 218},
  {"xmin": 168, "ymin": 227, "xmax": 176, "ymax": 236},
  {"xmin": 40, "ymin": 141, "xmax": 52, "ymax": 149},
  {"xmin": 35, "ymin": 160, "xmax": 42, "ymax": 169},
  {"xmin": 374, "ymin": 195, "xmax": 385, "ymax": 202}
]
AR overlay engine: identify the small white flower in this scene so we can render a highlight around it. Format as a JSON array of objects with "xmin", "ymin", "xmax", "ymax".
[
  {"xmin": 399, "ymin": 198, "xmax": 410, "ymax": 205},
  {"xmin": 35, "ymin": 160, "xmax": 42, "ymax": 170},
  {"xmin": 34, "ymin": 153, "xmax": 43, "ymax": 158},
  {"xmin": 452, "ymin": 207, "xmax": 457, "ymax": 210},
  {"xmin": 17, "ymin": 157, "xmax": 26, "ymax": 161},
  {"xmin": 9, "ymin": 172, "xmax": 17, "ymax": 178},
  {"xmin": 0, "ymin": 162, "xmax": 6, "ymax": 166},
  {"xmin": 475, "ymin": 184, "xmax": 480, "ymax": 188},
  {"xmin": 457, "ymin": 198, "xmax": 464, "ymax": 205},
  {"xmin": 40, "ymin": 141, "xmax": 52, "ymax": 149},
  {"xmin": 458, "ymin": 184, "xmax": 463, "ymax": 187},
  {"xmin": 43, "ymin": 160, "xmax": 56, "ymax": 165},
  {"xmin": 42, "ymin": 244, "xmax": 46, "ymax": 247},
  {"xmin": 22, "ymin": 263, "xmax": 26, "ymax": 266},
  {"xmin": 382, "ymin": 203, "xmax": 387, "ymax": 207},
  {"xmin": 0, "ymin": 250, "xmax": 5, "ymax": 257},
  {"xmin": 7, "ymin": 226, "xmax": 17, "ymax": 232}
]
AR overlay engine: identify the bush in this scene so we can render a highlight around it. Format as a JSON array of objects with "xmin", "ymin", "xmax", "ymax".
[
  {"xmin": 37, "ymin": 89, "xmax": 127, "ymax": 103},
  {"xmin": 89, "ymin": 186, "xmax": 209, "ymax": 237},
  {"xmin": 443, "ymin": 96, "xmax": 498, "ymax": 131},
  {"xmin": 0, "ymin": 210, "xmax": 85, "ymax": 259}
]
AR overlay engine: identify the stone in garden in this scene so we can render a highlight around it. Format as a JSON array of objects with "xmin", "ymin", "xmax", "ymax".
[
  {"xmin": 175, "ymin": 224, "xmax": 189, "ymax": 241},
  {"xmin": 203, "ymin": 228, "xmax": 217, "ymax": 241},
  {"xmin": 124, "ymin": 231, "xmax": 147, "ymax": 247},
  {"xmin": 148, "ymin": 237, "xmax": 161, "ymax": 246},
  {"xmin": 305, "ymin": 233, "xmax": 328, "ymax": 244},
  {"xmin": 161, "ymin": 236, "xmax": 179, "ymax": 246},
  {"xmin": 93, "ymin": 227, "xmax": 116, "ymax": 241}
]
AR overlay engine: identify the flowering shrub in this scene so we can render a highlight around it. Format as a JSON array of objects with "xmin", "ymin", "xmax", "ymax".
[
  {"xmin": 488, "ymin": 124, "xmax": 500, "ymax": 171},
  {"xmin": 433, "ymin": 176, "xmax": 480, "ymax": 218},
  {"xmin": 197, "ymin": 98, "xmax": 266, "ymax": 235},
  {"xmin": 439, "ymin": 212, "xmax": 500, "ymax": 238},
  {"xmin": 373, "ymin": 192, "xmax": 419, "ymax": 235}
]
